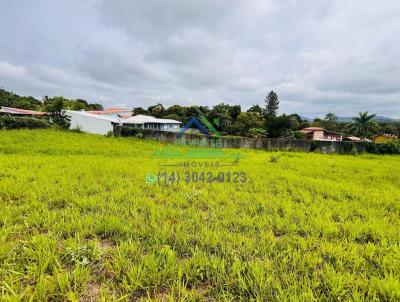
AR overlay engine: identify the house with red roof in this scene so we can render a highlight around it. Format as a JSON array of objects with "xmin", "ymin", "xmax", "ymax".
[
  {"xmin": 300, "ymin": 127, "xmax": 342, "ymax": 141},
  {"xmin": 0, "ymin": 106, "xmax": 47, "ymax": 116}
]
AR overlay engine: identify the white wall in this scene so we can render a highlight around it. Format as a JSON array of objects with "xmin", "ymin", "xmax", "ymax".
[{"xmin": 66, "ymin": 111, "xmax": 115, "ymax": 135}]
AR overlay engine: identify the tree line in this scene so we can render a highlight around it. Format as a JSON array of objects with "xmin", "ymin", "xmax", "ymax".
[
  {"xmin": 1, "ymin": 88, "xmax": 399, "ymax": 138},
  {"xmin": 0, "ymin": 88, "xmax": 103, "ymax": 112},
  {"xmin": 0, "ymin": 88, "xmax": 103, "ymax": 129},
  {"xmin": 134, "ymin": 91, "xmax": 399, "ymax": 139}
]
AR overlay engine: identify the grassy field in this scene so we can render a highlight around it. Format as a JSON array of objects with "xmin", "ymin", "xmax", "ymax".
[{"xmin": 0, "ymin": 129, "xmax": 399, "ymax": 301}]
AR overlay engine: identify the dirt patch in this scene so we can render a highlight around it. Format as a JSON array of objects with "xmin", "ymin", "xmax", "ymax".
[
  {"xmin": 80, "ymin": 281, "xmax": 101, "ymax": 302},
  {"xmin": 99, "ymin": 239, "xmax": 116, "ymax": 253}
]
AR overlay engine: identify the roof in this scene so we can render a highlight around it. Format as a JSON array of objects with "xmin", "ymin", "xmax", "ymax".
[
  {"xmin": 300, "ymin": 127, "xmax": 324, "ymax": 134},
  {"xmin": 0, "ymin": 106, "xmax": 47, "ymax": 116},
  {"xmin": 87, "ymin": 108, "xmax": 132, "ymax": 115},
  {"xmin": 300, "ymin": 127, "xmax": 340, "ymax": 135},
  {"xmin": 122, "ymin": 114, "xmax": 181, "ymax": 124},
  {"xmin": 344, "ymin": 136, "xmax": 361, "ymax": 141},
  {"xmin": 65, "ymin": 111, "xmax": 181, "ymax": 125},
  {"xmin": 301, "ymin": 127, "xmax": 325, "ymax": 131},
  {"xmin": 118, "ymin": 114, "xmax": 132, "ymax": 119},
  {"xmin": 64, "ymin": 110, "xmax": 120, "ymax": 123},
  {"xmin": 157, "ymin": 118, "xmax": 182, "ymax": 124}
]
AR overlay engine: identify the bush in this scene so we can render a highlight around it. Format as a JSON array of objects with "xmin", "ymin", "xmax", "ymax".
[
  {"xmin": 269, "ymin": 155, "xmax": 280, "ymax": 163},
  {"xmin": 0, "ymin": 115, "xmax": 51, "ymax": 130},
  {"xmin": 120, "ymin": 126, "xmax": 142, "ymax": 137},
  {"xmin": 279, "ymin": 129, "xmax": 306, "ymax": 140},
  {"xmin": 366, "ymin": 141, "xmax": 400, "ymax": 154},
  {"xmin": 248, "ymin": 128, "xmax": 267, "ymax": 138},
  {"xmin": 294, "ymin": 131, "xmax": 307, "ymax": 140}
]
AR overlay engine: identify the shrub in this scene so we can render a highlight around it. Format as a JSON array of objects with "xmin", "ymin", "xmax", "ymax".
[
  {"xmin": 0, "ymin": 115, "xmax": 51, "ymax": 130},
  {"xmin": 120, "ymin": 126, "xmax": 142, "ymax": 137},
  {"xmin": 293, "ymin": 131, "xmax": 307, "ymax": 140},
  {"xmin": 366, "ymin": 141, "xmax": 400, "ymax": 154},
  {"xmin": 279, "ymin": 129, "xmax": 306, "ymax": 140},
  {"xmin": 248, "ymin": 128, "xmax": 267, "ymax": 138},
  {"xmin": 270, "ymin": 155, "xmax": 280, "ymax": 163}
]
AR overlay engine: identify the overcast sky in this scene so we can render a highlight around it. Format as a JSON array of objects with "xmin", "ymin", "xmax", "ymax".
[{"xmin": 0, "ymin": 0, "xmax": 399, "ymax": 118}]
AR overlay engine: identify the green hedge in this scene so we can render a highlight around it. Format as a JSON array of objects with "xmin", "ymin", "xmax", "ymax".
[
  {"xmin": 0, "ymin": 115, "xmax": 51, "ymax": 130},
  {"xmin": 366, "ymin": 141, "xmax": 400, "ymax": 154}
]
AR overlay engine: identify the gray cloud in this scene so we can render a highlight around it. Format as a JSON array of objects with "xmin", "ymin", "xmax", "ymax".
[{"xmin": 0, "ymin": 0, "xmax": 399, "ymax": 117}]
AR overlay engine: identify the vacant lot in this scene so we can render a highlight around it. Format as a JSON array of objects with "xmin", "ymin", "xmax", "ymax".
[{"xmin": 0, "ymin": 130, "xmax": 399, "ymax": 301}]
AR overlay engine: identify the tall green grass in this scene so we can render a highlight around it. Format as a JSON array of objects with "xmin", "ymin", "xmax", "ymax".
[{"xmin": 0, "ymin": 129, "xmax": 399, "ymax": 301}]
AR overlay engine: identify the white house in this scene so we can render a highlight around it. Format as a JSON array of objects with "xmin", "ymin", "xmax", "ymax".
[
  {"xmin": 122, "ymin": 115, "xmax": 181, "ymax": 132},
  {"xmin": 65, "ymin": 110, "xmax": 119, "ymax": 135},
  {"xmin": 65, "ymin": 110, "xmax": 181, "ymax": 135}
]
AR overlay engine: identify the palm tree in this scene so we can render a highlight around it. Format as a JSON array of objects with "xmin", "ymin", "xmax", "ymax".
[{"xmin": 348, "ymin": 111, "xmax": 379, "ymax": 139}]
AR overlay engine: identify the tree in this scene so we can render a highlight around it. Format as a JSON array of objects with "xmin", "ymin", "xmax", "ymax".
[
  {"xmin": 265, "ymin": 91, "xmax": 279, "ymax": 118},
  {"xmin": 232, "ymin": 112, "xmax": 264, "ymax": 136},
  {"xmin": 43, "ymin": 96, "xmax": 70, "ymax": 128},
  {"xmin": 181, "ymin": 106, "xmax": 209, "ymax": 124},
  {"xmin": 147, "ymin": 103, "xmax": 164, "ymax": 118},
  {"xmin": 312, "ymin": 118, "xmax": 322, "ymax": 127},
  {"xmin": 248, "ymin": 128, "xmax": 267, "ymax": 138},
  {"xmin": 133, "ymin": 107, "xmax": 148, "ymax": 115},
  {"xmin": 65, "ymin": 99, "xmax": 88, "ymax": 111},
  {"xmin": 207, "ymin": 103, "xmax": 234, "ymax": 134},
  {"xmin": 0, "ymin": 88, "xmax": 41, "ymax": 110},
  {"xmin": 88, "ymin": 103, "xmax": 103, "ymax": 111},
  {"xmin": 49, "ymin": 97, "xmax": 102, "ymax": 111},
  {"xmin": 322, "ymin": 113, "xmax": 338, "ymax": 132},
  {"xmin": 165, "ymin": 105, "xmax": 185, "ymax": 119},
  {"xmin": 229, "ymin": 105, "xmax": 241, "ymax": 122},
  {"xmin": 164, "ymin": 114, "xmax": 181, "ymax": 121},
  {"xmin": 348, "ymin": 112, "xmax": 379, "ymax": 138},
  {"xmin": 247, "ymin": 105, "xmax": 264, "ymax": 115},
  {"xmin": 380, "ymin": 124, "xmax": 398, "ymax": 135},
  {"xmin": 288, "ymin": 115, "xmax": 300, "ymax": 130},
  {"xmin": 266, "ymin": 114, "xmax": 294, "ymax": 138}
]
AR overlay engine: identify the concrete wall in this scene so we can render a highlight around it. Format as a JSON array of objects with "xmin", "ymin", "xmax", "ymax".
[{"xmin": 116, "ymin": 126, "xmax": 371, "ymax": 154}]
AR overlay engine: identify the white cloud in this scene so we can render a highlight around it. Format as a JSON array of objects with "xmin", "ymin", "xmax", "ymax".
[{"xmin": 0, "ymin": 61, "xmax": 27, "ymax": 79}]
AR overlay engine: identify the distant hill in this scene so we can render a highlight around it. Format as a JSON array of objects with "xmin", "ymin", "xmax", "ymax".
[
  {"xmin": 336, "ymin": 116, "xmax": 397, "ymax": 123},
  {"xmin": 301, "ymin": 115, "xmax": 398, "ymax": 123}
]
